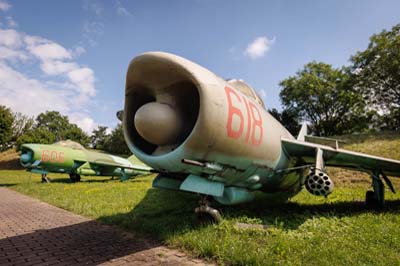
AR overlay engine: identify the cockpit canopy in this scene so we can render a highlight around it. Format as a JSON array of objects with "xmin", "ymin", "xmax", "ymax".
[
  {"xmin": 53, "ymin": 140, "xmax": 86, "ymax": 150},
  {"xmin": 226, "ymin": 79, "xmax": 265, "ymax": 109}
]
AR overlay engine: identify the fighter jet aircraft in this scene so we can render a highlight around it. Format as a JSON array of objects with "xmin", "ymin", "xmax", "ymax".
[
  {"xmin": 20, "ymin": 140, "xmax": 152, "ymax": 182},
  {"xmin": 121, "ymin": 52, "xmax": 400, "ymax": 221}
]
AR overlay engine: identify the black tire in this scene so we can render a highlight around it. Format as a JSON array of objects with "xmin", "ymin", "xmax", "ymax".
[
  {"xmin": 69, "ymin": 173, "xmax": 81, "ymax": 182},
  {"xmin": 196, "ymin": 212, "xmax": 217, "ymax": 225}
]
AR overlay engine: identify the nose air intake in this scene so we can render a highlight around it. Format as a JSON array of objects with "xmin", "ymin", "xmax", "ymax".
[
  {"xmin": 20, "ymin": 150, "xmax": 33, "ymax": 167},
  {"xmin": 124, "ymin": 53, "xmax": 200, "ymax": 156}
]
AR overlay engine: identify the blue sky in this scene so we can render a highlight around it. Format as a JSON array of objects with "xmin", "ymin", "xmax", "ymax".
[{"xmin": 0, "ymin": 0, "xmax": 399, "ymax": 133}]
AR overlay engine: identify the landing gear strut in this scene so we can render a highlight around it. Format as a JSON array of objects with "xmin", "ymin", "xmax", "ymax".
[
  {"xmin": 41, "ymin": 174, "xmax": 51, "ymax": 183},
  {"xmin": 365, "ymin": 171, "xmax": 395, "ymax": 208},
  {"xmin": 69, "ymin": 173, "xmax": 81, "ymax": 182},
  {"xmin": 195, "ymin": 196, "xmax": 222, "ymax": 223}
]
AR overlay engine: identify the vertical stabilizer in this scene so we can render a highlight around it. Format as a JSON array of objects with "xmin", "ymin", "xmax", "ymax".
[{"xmin": 297, "ymin": 122, "xmax": 308, "ymax": 141}]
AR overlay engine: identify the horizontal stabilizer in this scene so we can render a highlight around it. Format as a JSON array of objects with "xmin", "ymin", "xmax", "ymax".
[{"xmin": 304, "ymin": 135, "xmax": 345, "ymax": 149}]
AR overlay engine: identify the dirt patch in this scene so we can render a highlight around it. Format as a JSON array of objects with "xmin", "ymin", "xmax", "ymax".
[{"xmin": 0, "ymin": 149, "xmax": 23, "ymax": 170}]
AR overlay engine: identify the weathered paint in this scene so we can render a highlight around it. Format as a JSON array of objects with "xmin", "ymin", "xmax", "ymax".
[
  {"xmin": 20, "ymin": 143, "xmax": 150, "ymax": 178},
  {"xmin": 123, "ymin": 52, "xmax": 300, "ymax": 204}
]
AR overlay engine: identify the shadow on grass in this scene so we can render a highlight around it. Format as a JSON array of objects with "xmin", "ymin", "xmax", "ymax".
[
  {"xmin": 0, "ymin": 183, "xmax": 17, "ymax": 187},
  {"xmin": 221, "ymin": 198, "xmax": 400, "ymax": 230},
  {"xmin": 97, "ymin": 187, "xmax": 400, "ymax": 240},
  {"xmin": 47, "ymin": 176, "xmax": 151, "ymax": 184}
]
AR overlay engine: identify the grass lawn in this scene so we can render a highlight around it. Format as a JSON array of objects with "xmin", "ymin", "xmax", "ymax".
[{"xmin": 1, "ymin": 132, "xmax": 400, "ymax": 266}]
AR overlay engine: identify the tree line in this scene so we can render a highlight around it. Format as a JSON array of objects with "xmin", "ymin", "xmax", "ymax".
[
  {"xmin": 271, "ymin": 23, "xmax": 400, "ymax": 136},
  {"xmin": 0, "ymin": 108, "xmax": 130, "ymax": 155},
  {"xmin": 1, "ymin": 23, "xmax": 399, "ymax": 152}
]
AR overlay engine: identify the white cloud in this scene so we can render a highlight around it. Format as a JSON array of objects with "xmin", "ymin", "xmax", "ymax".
[
  {"xmin": 6, "ymin": 16, "xmax": 17, "ymax": 27},
  {"xmin": 0, "ymin": 15, "xmax": 100, "ymax": 134},
  {"xmin": 117, "ymin": 6, "xmax": 132, "ymax": 17},
  {"xmin": 27, "ymin": 41, "xmax": 72, "ymax": 60},
  {"xmin": 82, "ymin": 21, "xmax": 104, "ymax": 46},
  {"xmin": 67, "ymin": 67, "xmax": 96, "ymax": 96},
  {"xmin": 41, "ymin": 60, "xmax": 78, "ymax": 75},
  {"xmin": 116, "ymin": 1, "xmax": 132, "ymax": 17},
  {"xmin": 71, "ymin": 46, "xmax": 86, "ymax": 57},
  {"xmin": 83, "ymin": 0, "xmax": 103, "ymax": 17},
  {"xmin": 0, "ymin": 62, "xmax": 69, "ymax": 115},
  {"xmin": 258, "ymin": 88, "xmax": 267, "ymax": 99},
  {"xmin": 0, "ymin": 46, "xmax": 29, "ymax": 61},
  {"xmin": 0, "ymin": 0, "xmax": 11, "ymax": 11},
  {"xmin": 0, "ymin": 29, "xmax": 22, "ymax": 48},
  {"xmin": 244, "ymin": 36, "xmax": 275, "ymax": 60},
  {"xmin": 69, "ymin": 113, "xmax": 98, "ymax": 134}
]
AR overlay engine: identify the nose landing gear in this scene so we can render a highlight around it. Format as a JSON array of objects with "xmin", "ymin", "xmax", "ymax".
[{"xmin": 195, "ymin": 196, "xmax": 222, "ymax": 223}]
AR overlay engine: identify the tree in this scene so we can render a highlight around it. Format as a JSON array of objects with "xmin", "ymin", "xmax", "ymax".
[
  {"xmin": 34, "ymin": 111, "xmax": 89, "ymax": 146},
  {"xmin": 11, "ymin": 112, "xmax": 34, "ymax": 142},
  {"xmin": 36, "ymin": 111, "xmax": 71, "ymax": 140},
  {"xmin": 269, "ymin": 108, "xmax": 301, "ymax": 136},
  {"xmin": 279, "ymin": 62, "xmax": 369, "ymax": 136},
  {"xmin": 63, "ymin": 125, "xmax": 90, "ymax": 147},
  {"xmin": 90, "ymin": 126, "xmax": 109, "ymax": 149},
  {"xmin": 0, "ymin": 105, "xmax": 14, "ymax": 151},
  {"xmin": 350, "ymin": 23, "xmax": 400, "ymax": 130},
  {"xmin": 104, "ymin": 124, "xmax": 130, "ymax": 155},
  {"xmin": 15, "ymin": 127, "xmax": 56, "ymax": 151}
]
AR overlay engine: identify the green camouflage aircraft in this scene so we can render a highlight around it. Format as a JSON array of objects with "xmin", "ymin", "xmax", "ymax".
[
  {"xmin": 20, "ymin": 140, "xmax": 152, "ymax": 182},
  {"xmin": 121, "ymin": 51, "xmax": 400, "ymax": 221}
]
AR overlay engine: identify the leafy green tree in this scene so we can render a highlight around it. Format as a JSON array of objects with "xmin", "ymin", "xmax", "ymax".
[
  {"xmin": 36, "ymin": 111, "xmax": 71, "ymax": 140},
  {"xmin": 15, "ymin": 127, "xmax": 56, "ymax": 150},
  {"xmin": 0, "ymin": 106, "xmax": 14, "ymax": 151},
  {"xmin": 34, "ymin": 111, "xmax": 89, "ymax": 146},
  {"xmin": 279, "ymin": 62, "xmax": 369, "ymax": 136},
  {"xmin": 90, "ymin": 126, "xmax": 109, "ymax": 149},
  {"xmin": 269, "ymin": 108, "xmax": 301, "ymax": 136},
  {"xmin": 104, "ymin": 124, "xmax": 130, "ymax": 155},
  {"xmin": 63, "ymin": 125, "xmax": 90, "ymax": 147},
  {"xmin": 350, "ymin": 23, "xmax": 400, "ymax": 130}
]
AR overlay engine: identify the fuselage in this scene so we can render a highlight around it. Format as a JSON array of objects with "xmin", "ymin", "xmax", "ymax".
[
  {"xmin": 20, "ymin": 143, "xmax": 136, "ymax": 177},
  {"xmin": 123, "ymin": 52, "xmax": 304, "ymax": 203}
]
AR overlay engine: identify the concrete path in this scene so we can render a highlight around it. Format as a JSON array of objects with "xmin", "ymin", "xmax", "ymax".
[{"xmin": 0, "ymin": 188, "xmax": 213, "ymax": 266}]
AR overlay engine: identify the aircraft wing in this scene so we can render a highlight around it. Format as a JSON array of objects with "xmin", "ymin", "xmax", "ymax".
[
  {"xmin": 281, "ymin": 138, "xmax": 400, "ymax": 177},
  {"xmin": 77, "ymin": 158, "xmax": 153, "ymax": 172}
]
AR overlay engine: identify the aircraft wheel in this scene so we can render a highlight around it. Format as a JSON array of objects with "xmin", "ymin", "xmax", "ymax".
[{"xmin": 69, "ymin": 173, "xmax": 81, "ymax": 182}]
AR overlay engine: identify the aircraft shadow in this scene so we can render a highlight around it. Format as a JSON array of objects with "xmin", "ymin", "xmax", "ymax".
[
  {"xmin": 97, "ymin": 188, "xmax": 400, "ymax": 238},
  {"xmin": 0, "ymin": 220, "xmax": 161, "ymax": 266},
  {"xmin": 221, "ymin": 198, "xmax": 400, "ymax": 230},
  {"xmin": 43, "ymin": 176, "xmax": 151, "ymax": 184}
]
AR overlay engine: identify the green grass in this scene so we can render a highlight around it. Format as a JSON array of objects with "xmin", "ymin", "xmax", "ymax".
[{"xmin": 1, "ymin": 132, "xmax": 400, "ymax": 266}]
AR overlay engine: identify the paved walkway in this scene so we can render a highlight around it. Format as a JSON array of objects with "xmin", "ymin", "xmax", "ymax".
[{"xmin": 0, "ymin": 188, "xmax": 213, "ymax": 266}]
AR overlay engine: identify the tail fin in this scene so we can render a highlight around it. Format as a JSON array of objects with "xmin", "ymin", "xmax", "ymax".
[{"xmin": 297, "ymin": 122, "xmax": 308, "ymax": 141}]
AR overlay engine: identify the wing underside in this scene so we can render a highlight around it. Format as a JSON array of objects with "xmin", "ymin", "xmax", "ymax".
[{"xmin": 281, "ymin": 138, "xmax": 400, "ymax": 177}]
